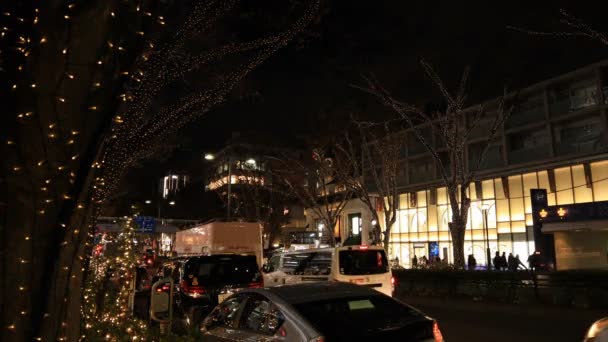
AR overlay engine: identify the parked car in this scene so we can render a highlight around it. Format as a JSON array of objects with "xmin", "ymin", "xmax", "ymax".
[
  {"xmin": 200, "ymin": 281, "xmax": 443, "ymax": 341},
  {"xmin": 170, "ymin": 254, "xmax": 263, "ymax": 329},
  {"xmin": 584, "ymin": 317, "xmax": 608, "ymax": 342},
  {"xmin": 263, "ymin": 245, "xmax": 394, "ymax": 296}
]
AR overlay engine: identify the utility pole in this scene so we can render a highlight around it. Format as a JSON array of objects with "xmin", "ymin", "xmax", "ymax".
[{"xmin": 227, "ymin": 156, "xmax": 232, "ymax": 221}]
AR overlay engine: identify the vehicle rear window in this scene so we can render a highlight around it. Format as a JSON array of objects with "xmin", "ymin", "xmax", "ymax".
[
  {"xmin": 184, "ymin": 256, "xmax": 261, "ymax": 285},
  {"xmin": 293, "ymin": 295, "xmax": 431, "ymax": 341},
  {"xmin": 280, "ymin": 252, "xmax": 331, "ymax": 275},
  {"xmin": 339, "ymin": 250, "xmax": 388, "ymax": 275}
]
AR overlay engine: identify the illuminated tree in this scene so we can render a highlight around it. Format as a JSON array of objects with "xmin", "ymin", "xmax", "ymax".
[
  {"xmin": 357, "ymin": 61, "xmax": 514, "ymax": 268},
  {"xmin": 0, "ymin": 0, "xmax": 320, "ymax": 340}
]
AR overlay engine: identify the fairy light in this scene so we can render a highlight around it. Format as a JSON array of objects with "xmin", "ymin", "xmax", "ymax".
[{"xmin": 3, "ymin": 1, "xmax": 321, "ymax": 338}]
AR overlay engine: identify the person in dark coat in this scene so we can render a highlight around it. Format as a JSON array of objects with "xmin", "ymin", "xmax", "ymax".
[
  {"xmin": 467, "ymin": 254, "xmax": 477, "ymax": 270},
  {"xmin": 412, "ymin": 255, "xmax": 418, "ymax": 269},
  {"xmin": 500, "ymin": 252, "xmax": 508, "ymax": 270},
  {"xmin": 493, "ymin": 251, "xmax": 501, "ymax": 270},
  {"xmin": 507, "ymin": 253, "xmax": 516, "ymax": 271}
]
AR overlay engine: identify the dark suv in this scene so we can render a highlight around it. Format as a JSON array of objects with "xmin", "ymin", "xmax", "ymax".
[{"xmin": 173, "ymin": 254, "xmax": 263, "ymax": 328}]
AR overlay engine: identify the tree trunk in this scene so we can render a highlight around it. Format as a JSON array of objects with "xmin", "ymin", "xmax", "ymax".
[{"xmin": 448, "ymin": 222, "xmax": 466, "ymax": 268}]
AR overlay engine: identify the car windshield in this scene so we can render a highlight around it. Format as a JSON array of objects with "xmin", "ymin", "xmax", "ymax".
[
  {"xmin": 339, "ymin": 250, "xmax": 389, "ymax": 275},
  {"xmin": 293, "ymin": 295, "xmax": 431, "ymax": 341},
  {"xmin": 184, "ymin": 256, "xmax": 261, "ymax": 285}
]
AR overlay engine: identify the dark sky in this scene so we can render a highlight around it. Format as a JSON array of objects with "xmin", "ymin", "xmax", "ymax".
[
  {"xmin": 186, "ymin": 1, "xmax": 608, "ymax": 150},
  {"xmin": 122, "ymin": 0, "xmax": 608, "ymax": 203}
]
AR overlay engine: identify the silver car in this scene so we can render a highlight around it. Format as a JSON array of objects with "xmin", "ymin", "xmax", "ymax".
[{"xmin": 200, "ymin": 281, "xmax": 443, "ymax": 341}]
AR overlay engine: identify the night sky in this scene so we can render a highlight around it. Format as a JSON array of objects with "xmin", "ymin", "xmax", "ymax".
[
  {"xmin": 192, "ymin": 1, "xmax": 608, "ymax": 147},
  {"xmin": 117, "ymin": 0, "xmax": 608, "ymax": 214}
]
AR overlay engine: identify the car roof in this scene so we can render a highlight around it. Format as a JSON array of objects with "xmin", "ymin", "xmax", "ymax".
[
  {"xmin": 258, "ymin": 282, "xmax": 383, "ymax": 305},
  {"xmin": 184, "ymin": 254, "xmax": 257, "ymax": 261}
]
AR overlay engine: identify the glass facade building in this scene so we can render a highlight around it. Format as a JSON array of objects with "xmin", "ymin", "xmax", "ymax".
[
  {"xmin": 382, "ymin": 160, "xmax": 608, "ymax": 267},
  {"xmin": 374, "ymin": 60, "xmax": 608, "ymax": 267}
]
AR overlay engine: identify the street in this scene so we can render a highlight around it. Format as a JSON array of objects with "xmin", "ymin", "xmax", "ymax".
[{"xmin": 398, "ymin": 295, "xmax": 606, "ymax": 342}]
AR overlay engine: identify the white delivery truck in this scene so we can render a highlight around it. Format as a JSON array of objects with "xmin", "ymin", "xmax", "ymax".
[{"xmin": 174, "ymin": 221, "xmax": 264, "ymax": 266}]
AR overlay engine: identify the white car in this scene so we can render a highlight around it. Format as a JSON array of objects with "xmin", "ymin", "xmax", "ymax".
[{"xmin": 263, "ymin": 245, "xmax": 394, "ymax": 296}]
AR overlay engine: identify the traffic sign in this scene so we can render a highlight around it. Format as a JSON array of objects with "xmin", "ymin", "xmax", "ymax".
[{"xmin": 134, "ymin": 216, "xmax": 156, "ymax": 233}]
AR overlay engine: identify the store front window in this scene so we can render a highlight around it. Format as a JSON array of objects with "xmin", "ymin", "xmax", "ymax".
[{"xmin": 387, "ymin": 160, "xmax": 608, "ymax": 267}]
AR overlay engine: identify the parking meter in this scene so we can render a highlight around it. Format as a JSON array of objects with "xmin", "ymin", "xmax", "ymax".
[{"xmin": 150, "ymin": 277, "xmax": 174, "ymax": 334}]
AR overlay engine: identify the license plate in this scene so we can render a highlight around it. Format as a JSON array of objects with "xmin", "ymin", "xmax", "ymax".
[{"xmin": 218, "ymin": 293, "xmax": 231, "ymax": 303}]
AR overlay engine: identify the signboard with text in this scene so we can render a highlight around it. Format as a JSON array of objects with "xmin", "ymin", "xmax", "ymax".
[{"xmin": 134, "ymin": 216, "xmax": 156, "ymax": 233}]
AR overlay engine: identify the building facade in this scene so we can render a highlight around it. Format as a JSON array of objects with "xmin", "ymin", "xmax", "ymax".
[
  {"xmin": 371, "ymin": 60, "xmax": 608, "ymax": 269},
  {"xmin": 304, "ymin": 198, "xmax": 376, "ymax": 246},
  {"xmin": 204, "ymin": 137, "xmax": 307, "ymax": 244}
]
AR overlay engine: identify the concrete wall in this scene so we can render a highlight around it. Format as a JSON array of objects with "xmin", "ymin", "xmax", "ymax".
[{"xmin": 554, "ymin": 231, "xmax": 608, "ymax": 270}]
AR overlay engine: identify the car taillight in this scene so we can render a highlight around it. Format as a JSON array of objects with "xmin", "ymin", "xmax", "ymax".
[
  {"xmin": 359, "ymin": 245, "xmax": 368, "ymax": 250},
  {"xmin": 180, "ymin": 280, "xmax": 189, "ymax": 292},
  {"xmin": 433, "ymin": 321, "xmax": 443, "ymax": 342},
  {"xmin": 147, "ymin": 258, "xmax": 153, "ymax": 265},
  {"xmin": 248, "ymin": 281, "xmax": 264, "ymax": 288}
]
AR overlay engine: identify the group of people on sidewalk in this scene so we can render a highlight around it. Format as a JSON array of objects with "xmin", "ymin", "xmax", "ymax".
[
  {"xmin": 410, "ymin": 255, "xmax": 448, "ymax": 269},
  {"xmin": 466, "ymin": 251, "xmax": 527, "ymax": 271}
]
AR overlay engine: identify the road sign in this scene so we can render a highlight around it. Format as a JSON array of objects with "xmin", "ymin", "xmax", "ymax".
[{"xmin": 134, "ymin": 216, "xmax": 155, "ymax": 233}]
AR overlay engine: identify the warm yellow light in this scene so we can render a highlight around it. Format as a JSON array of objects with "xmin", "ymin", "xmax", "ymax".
[
  {"xmin": 539, "ymin": 209, "xmax": 548, "ymax": 218},
  {"xmin": 557, "ymin": 207, "xmax": 567, "ymax": 217}
]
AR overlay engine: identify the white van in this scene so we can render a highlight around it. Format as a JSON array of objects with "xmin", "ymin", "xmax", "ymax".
[{"xmin": 263, "ymin": 245, "xmax": 393, "ymax": 296}]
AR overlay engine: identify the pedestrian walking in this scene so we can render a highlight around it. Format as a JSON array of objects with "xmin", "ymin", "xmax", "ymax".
[
  {"xmin": 493, "ymin": 251, "xmax": 501, "ymax": 270},
  {"xmin": 528, "ymin": 251, "xmax": 541, "ymax": 271},
  {"xmin": 421, "ymin": 255, "xmax": 428, "ymax": 268},
  {"xmin": 507, "ymin": 253, "xmax": 516, "ymax": 271},
  {"xmin": 467, "ymin": 254, "xmax": 477, "ymax": 270},
  {"xmin": 412, "ymin": 255, "xmax": 418, "ymax": 269},
  {"xmin": 500, "ymin": 252, "xmax": 508, "ymax": 270}
]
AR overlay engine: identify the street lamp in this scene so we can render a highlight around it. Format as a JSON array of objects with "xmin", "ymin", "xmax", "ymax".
[
  {"xmin": 145, "ymin": 200, "xmax": 152, "ymax": 204},
  {"xmin": 246, "ymin": 158, "xmax": 256, "ymax": 165},
  {"xmin": 481, "ymin": 203, "xmax": 491, "ymax": 270},
  {"xmin": 169, "ymin": 201, "xmax": 175, "ymax": 206},
  {"xmin": 204, "ymin": 153, "xmax": 215, "ymax": 160}
]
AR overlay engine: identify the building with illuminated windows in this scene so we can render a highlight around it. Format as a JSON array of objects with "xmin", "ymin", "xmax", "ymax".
[
  {"xmin": 203, "ymin": 135, "xmax": 307, "ymax": 244},
  {"xmin": 367, "ymin": 60, "xmax": 608, "ymax": 270},
  {"xmin": 161, "ymin": 173, "xmax": 189, "ymax": 199},
  {"xmin": 203, "ymin": 57, "xmax": 608, "ymax": 268}
]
